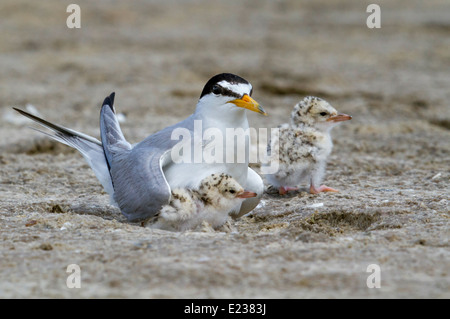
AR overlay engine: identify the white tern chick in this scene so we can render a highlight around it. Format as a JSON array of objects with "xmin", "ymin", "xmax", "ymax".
[
  {"xmin": 264, "ymin": 96, "xmax": 351, "ymax": 195},
  {"xmin": 146, "ymin": 173, "xmax": 257, "ymax": 231}
]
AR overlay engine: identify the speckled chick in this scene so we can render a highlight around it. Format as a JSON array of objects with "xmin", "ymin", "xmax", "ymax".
[
  {"xmin": 145, "ymin": 173, "xmax": 257, "ymax": 231},
  {"xmin": 264, "ymin": 96, "xmax": 351, "ymax": 195}
]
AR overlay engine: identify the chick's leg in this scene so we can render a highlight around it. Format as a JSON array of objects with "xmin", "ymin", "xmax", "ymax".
[
  {"xmin": 309, "ymin": 165, "xmax": 338, "ymax": 194},
  {"xmin": 279, "ymin": 186, "xmax": 299, "ymax": 195},
  {"xmin": 309, "ymin": 184, "xmax": 339, "ymax": 194}
]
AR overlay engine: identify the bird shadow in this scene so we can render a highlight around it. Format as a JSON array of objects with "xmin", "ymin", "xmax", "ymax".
[
  {"xmin": 264, "ymin": 185, "xmax": 310, "ymax": 199},
  {"xmin": 68, "ymin": 202, "xmax": 128, "ymax": 223}
]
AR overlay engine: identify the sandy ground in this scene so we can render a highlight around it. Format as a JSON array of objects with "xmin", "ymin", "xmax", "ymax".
[{"xmin": 0, "ymin": 0, "xmax": 449, "ymax": 298}]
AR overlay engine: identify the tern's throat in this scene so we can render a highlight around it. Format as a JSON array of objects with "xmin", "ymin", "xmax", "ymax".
[{"xmin": 194, "ymin": 105, "xmax": 249, "ymax": 131}]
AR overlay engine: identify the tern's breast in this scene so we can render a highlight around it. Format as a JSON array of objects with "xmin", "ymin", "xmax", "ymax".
[{"xmin": 163, "ymin": 161, "xmax": 248, "ymax": 190}]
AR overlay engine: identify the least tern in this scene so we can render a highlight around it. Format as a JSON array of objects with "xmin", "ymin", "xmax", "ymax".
[
  {"xmin": 14, "ymin": 73, "xmax": 266, "ymax": 221},
  {"xmin": 264, "ymin": 96, "xmax": 351, "ymax": 195},
  {"xmin": 146, "ymin": 173, "xmax": 257, "ymax": 231}
]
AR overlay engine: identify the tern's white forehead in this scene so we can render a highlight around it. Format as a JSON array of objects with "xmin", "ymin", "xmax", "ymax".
[{"xmin": 217, "ymin": 80, "xmax": 252, "ymax": 96}]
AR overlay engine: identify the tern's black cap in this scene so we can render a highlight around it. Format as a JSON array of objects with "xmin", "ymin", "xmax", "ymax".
[{"xmin": 199, "ymin": 73, "xmax": 250, "ymax": 99}]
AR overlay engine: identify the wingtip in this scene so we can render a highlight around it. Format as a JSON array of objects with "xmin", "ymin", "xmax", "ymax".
[
  {"xmin": 13, "ymin": 107, "xmax": 31, "ymax": 118},
  {"xmin": 102, "ymin": 92, "xmax": 116, "ymax": 112},
  {"xmin": 109, "ymin": 92, "xmax": 115, "ymax": 105}
]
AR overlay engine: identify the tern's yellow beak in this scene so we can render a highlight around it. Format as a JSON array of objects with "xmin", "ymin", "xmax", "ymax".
[{"xmin": 227, "ymin": 94, "xmax": 267, "ymax": 116}]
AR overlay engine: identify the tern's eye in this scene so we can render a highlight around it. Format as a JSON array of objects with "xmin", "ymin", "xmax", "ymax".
[
  {"xmin": 212, "ymin": 85, "xmax": 222, "ymax": 95},
  {"xmin": 319, "ymin": 112, "xmax": 328, "ymax": 116},
  {"xmin": 229, "ymin": 189, "xmax": 235, "ymax": 194}
]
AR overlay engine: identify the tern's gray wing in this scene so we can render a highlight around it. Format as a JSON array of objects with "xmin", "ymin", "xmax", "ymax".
[
  {"xmin": 12, "ymin": 107, "xmax": 115, "ymax": 200},
  {"xmin": 100, "ymin": 94, "xmax": 172, "ymax": 221}
]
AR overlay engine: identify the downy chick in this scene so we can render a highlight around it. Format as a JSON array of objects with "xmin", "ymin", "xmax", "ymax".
[
  {"xmin": 146, "ymin": 173, "xmax": 257, "ymax": 231},
  {"xmin": 264, "ymin": 96, "xmax": 351, "ymax": 195}
]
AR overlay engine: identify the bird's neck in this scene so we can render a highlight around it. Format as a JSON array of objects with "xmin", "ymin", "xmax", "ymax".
[
  {"xmin": 292, "ymin": 122, "xmax": 311, "ymax": 131},
  {"xmin": 192, "ymin": 101, "xmax": 250, "ymax": 170},
  {"xmin": 294, "ymin": 122, "xmax": 332, "ymax": 135},
  {"xmin": 194, "ymin": 105, "xmax": 249, "ymax": 130},
  {"xmin": 193, "ymin": 189, "xmax": 216, "ymax": 207}
]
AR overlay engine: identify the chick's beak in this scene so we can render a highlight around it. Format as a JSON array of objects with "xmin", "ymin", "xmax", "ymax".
[
  {"xmin": 327, "ymin": 113, "xmax": 352, "ymax": 123},
  {"xmin": 236, "ymin": 190, "xmax": 258, "ymax": 199},
  {"xmin": 228, "ymin": 94, "xmax": 267, "ymax": 116}
]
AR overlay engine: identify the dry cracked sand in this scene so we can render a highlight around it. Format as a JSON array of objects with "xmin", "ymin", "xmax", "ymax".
[{"xmin": 0, "ymin": 0, "xmax": 449, "ymax": 298}]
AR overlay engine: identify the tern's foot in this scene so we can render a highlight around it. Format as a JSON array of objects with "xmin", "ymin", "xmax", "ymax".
[
  {"xmin": 310, "ymin": 185, "xmax": 339, "ymax": 194},
  {"xmin": 279, "ymin": 186, "xmax": 299, "ymax": 195}
]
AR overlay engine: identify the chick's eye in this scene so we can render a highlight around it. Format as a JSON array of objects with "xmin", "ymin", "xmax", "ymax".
[
  {"xmin": 320, "ymin": 112, "xmax": 328, "ymax": 116},
  {"xmin": 212, "ymin": 85, "xmax": 221, "ymax": 95},
  {"xmin": 229, "ymin": 190, "xmax": 235, "ymax": 194}
]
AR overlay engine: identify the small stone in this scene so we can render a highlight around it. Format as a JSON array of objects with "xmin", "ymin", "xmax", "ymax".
[
  {"xmin": 51, "ymin": 204, "xmax": 65, "ymax": 214},
  {"xmin": 25, "ymin": 220, "xmax": 38, "ymax": 227},
  {"xmin": 39, "ymin": 243, "xmax": 53, "ymax": 251},
  {"xmin": 415, "ymin": 239, "xmax": 426, "ymax": 246},
  {"xmin": 431, "ymin": 173, "xmax": 442, "ymax": 181}
]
